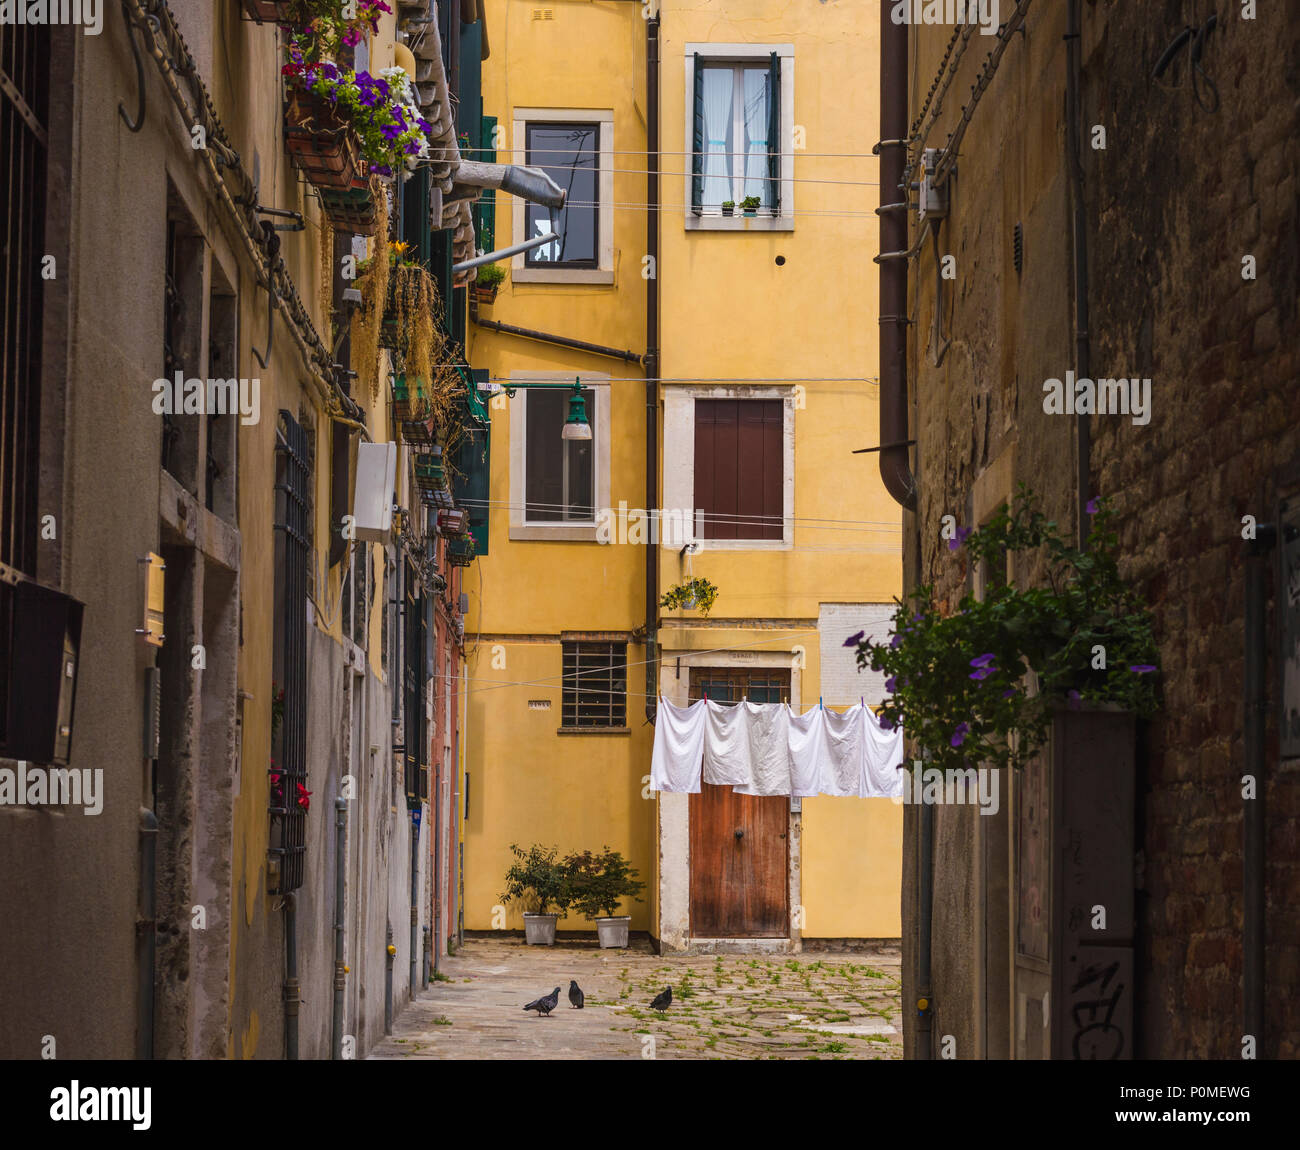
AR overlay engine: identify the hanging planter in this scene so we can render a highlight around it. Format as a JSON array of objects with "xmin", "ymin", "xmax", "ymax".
[
  {"xmin": 285, "ymin": 86, "xmax": 361, "ymax": 190},
  {"xmin": 414, "ymin": 448, "xmax": 445, "ymax": 495},
  {"xmin": 472, "ymin": 263, "xmax": 505, "ymax": 305},
  {"xmin": 318, "ymin": 175, "xmax": 378, "ymax": 236},
  {"xmin": 660, "ymin": 577, "xmax": 719, "ymax": 618},
  {"xmin": 446, "ymin": 534, "xmax": 477, "ymax": 567}
]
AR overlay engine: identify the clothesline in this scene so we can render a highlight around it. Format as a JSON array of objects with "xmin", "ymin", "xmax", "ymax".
[{"xmin": 650, "ymin": 698, "xmax": 904, "ymax": 799}]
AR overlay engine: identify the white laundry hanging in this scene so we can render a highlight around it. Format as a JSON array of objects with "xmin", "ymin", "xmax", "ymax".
[{"xmin": 649, "ymin": 698, "xmax": 904, "ymax": 798}]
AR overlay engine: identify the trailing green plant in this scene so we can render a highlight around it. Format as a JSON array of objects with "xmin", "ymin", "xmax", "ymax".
[
  {"xmin": 475, "ymin": 262, "xmax": 506, "ymax": 288},
  {"xmin": 660, "ymin": 577, "xmax": 718, "ymax": 618},
  {"xmin": 499, "ymin": 842, "xmax": 571, "ymax": 916},
  {"xmin": 564, "ymin": 847, "xmax": 645, "ymax": 919},
  {"xmin": 850, "ymin": 486, "xmax": 1160, "ymax": 773}
]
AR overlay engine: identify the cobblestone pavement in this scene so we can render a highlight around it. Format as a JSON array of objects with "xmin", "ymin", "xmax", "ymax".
[{"xmin": 368, "ymin": 936, "xmax": 902, "ymax": 1060}]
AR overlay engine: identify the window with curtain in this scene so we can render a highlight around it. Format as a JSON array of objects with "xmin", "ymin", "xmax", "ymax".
[
  {"xmin": 525, "ymin": 122, "xmax": 599, "ymax": 267},
  {"xmin": 692, "ymin": 54, "xmax": 782, "ymax": 214},
  {"xmin": 524, "ymin": 387, "xmax": 597, "ymax": 522}
]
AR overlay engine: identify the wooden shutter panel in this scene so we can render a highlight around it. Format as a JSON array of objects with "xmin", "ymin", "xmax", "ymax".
[
  {"xmin": 767, "ymin": 52, "xmax": 781, "ymax": 214},
  {"xmin": 694, "ymin": 400, "xmax": 782, "ymax": 540},
  {"xmin": 692, "ymin": 53, "xmax": 705, "ymax": 214}
]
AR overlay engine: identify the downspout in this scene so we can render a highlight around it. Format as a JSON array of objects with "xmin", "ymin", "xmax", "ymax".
[
  {"xmin": 331, "ymin": 796, "xmax": 347, "ymax": 1059},
  {"xmin": 1066, "ymin": 0, "xmax": 1092, "ymax": 547},
  {"xmin": 470, "ymin": 314, "xmax": 643, "ymax": 364},
  {"xmin": 136, "ymin": 807, "xmax": 158, "ymax": 1060},
  {"xmin": 877, "ymin": 6, "xmax": 917, "ymax": 512},
  {"xmin": 645, "ymin": 12, "xmax": 660, "ymax": 724},
  {"xmin": 283, "ymin": 892, "xmax": 299, "ymax": 1059},
  {"xmin": 433, "ymin": 751, "xmax": 443, "ymax": 974},
  {"xmin": 411, "ymin": 810, "xmax": 420, "ymax": 995},
  {"xmin": 879, "ymin": 0, "xmax": 928, "ymax": 1060},
  {"xmin": 384, "ymin": 923, "xmax": 394, "ymax": 1035},
  {"xmin": 1244, "ymin": 521, "xmax": 1275, "ymax": 1052}
]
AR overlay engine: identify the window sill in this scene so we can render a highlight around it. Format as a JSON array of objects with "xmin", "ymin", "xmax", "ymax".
[
  {"xmin": 509, "ymin": 524, "xmax": 599, "ymax": 542},
  {"xmin": 511, "ymin": 267, "xmax": 615, "ymax": 285},
  {"xmin": 695, "ymin": 538, "xmax": 793, "ymax": 551},
  {"xmin": 557, "ymin": 726, "xmax": 631, "ymax": 736},
  {"xmin": 686, "ymin": 214, "xmax": 793, "ymax": 233}
]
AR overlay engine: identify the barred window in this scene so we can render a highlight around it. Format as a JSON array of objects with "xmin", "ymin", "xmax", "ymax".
[{"xmin": 561, "ymin": 641, "xmax": 627, "ymax": 729}]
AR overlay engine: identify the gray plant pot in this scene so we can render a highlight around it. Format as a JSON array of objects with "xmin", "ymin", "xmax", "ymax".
[
  {"xmin": 596, "ymin": 915, "xmax": 631, "ymax": 949},
  {"xmin": 523, "ymin": 913, "xmax": 558, "ymax": 946}
]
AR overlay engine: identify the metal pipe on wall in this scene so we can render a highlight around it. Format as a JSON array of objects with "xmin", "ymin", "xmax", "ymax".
[
  {"xmin": 283, "ymin": 892, "xmax": 299, "ymax": 1060},
  {"xmin": 645, "ymin": 12, "xmax": 661, "ymax": 724},
  {"xmin": 331, "ymin": 796, "xmax": 347, "ymax": 1059},
  {"xmin": 384, "ymin": 923, "xmax": 394, "ymax": 1035},
  {"xmin": 1244, "ymin": 523, "xmax": 1275, "ymax": 1050},
  {"xmin": 411, "ymin": 811, "xmax": 420, "ymax": 995},
  {"xmin": 471, "ymin": 314, "xmax": 644, "ymax": 364}
]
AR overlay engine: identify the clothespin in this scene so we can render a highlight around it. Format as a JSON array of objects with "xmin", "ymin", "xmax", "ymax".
[
  {"xmin": 861, "ymin": 696, "xmax": 865, "ymax": 708},
  {"xmin": 703, "ymin": 689, "xmax": 709, "ymax": 701},
  {"xmin": 819, "ymin": 696, "xmax": 824, "ymax": 709}
]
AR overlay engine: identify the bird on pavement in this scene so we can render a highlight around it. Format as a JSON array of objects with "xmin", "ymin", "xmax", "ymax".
[
  {"xmin": 523, "ymin": 987, "xmax": 561, "ymax": 1016},
  {"xmin": 650, "ymin": 986, "xmax": 672, "ymax": 1012},
  {"xmin": 568, "ymin": 980, "xmax": 585, "ymax": 1009}
]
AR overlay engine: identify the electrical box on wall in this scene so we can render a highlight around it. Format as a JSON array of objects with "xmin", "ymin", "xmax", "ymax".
[
  {"xmin": 4, "ymin": 580, "xmax": 85, "ymax": 766},
  {"xmin": 353, "ymin": 441, "xmax": 397, "ymax": 544},
  {"xmin": 917, "ymin": 147, "xmax": 948, "ymax": 222}
]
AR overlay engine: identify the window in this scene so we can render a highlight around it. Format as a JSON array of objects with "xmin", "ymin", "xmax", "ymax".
[
  {"xmin": 686, "ymin": 46, "xmax": 792, "ymax": 230},
  {"xmin": 694, "ymin": 399, "xmax": 783, "ymax": 540},
  {"xmin": 342, "ymin": 542, "xmax": 369, "ymax": 650},
  {"xmin": 508, "ymin": 373, "xmax": 610, "ymax": 541},
  {"xmin": 525, "ymin": 122, "xmax": 598, "ymax": 267},
  {"xmin": 525, "ymin": 386, "xmax": 596, "ymax": 523},
  {"xmin": 693, "ymin": 58, "xmax": 779, "ymax": 212},
  {"xmin": 690, "ymin": 669, "xmax": 790, "ymax": 705},
  {"xmin": 562, "ymin": 641, "xmax": 627, "ymax": 729},
  {"xmin": 511, "ymin": 109, "xmax": 614, "ymax": 284}
]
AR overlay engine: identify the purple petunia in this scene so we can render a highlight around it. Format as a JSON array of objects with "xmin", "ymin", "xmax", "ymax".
[
  {"xmin": 843, "ymin": 630, "xmax": 865, "ymax": 648},
  {"xmin": 884, "ymin": 676, "xmax": 897, "ymax": 692},
  {"xmin": 1128, "ymin": 664, "xmax": 1157, "ymax": 674},
  {"xmin": 890, "ymin": 633, "xmax": 904, "ymax": 649},
  {"xmin": 879, "ymin": 716, "xmax": 895, "ymax": 732},
  {"xmin": 969, "ymin": 653, "xmax": 996, "ymax": 668},
  {"xmin": 948, "ymin": 525, "xmax": 973, "ymax": 551},
  {"xmin": 1001, "ymin": 688, "xmax": 1017, "ymax": 699},
  {"xmin": 1067, "ymin": 688, "xmax": 1082, "ymax": 710},
  {"xmin": 950, "ymin": 722, "xmax": 970, "ymax": 748},
  {"xmin": 1086, "ymin": 497, "xmax": 1100, "ymax": 515},
  {"xmin": 969, "ymin": 666, "xmax": 996, "ymax": 681}
]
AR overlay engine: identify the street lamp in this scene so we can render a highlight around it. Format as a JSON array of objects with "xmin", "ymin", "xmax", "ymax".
[{"xmin": 500, "ymin": 376, "xmax": 591, "ymax": 442}]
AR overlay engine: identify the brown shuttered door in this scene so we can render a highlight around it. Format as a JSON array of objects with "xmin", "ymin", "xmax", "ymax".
[
  {"xmin": 694, "ymin": 399, "xmax": 782, "ymax": 540},
  {"xmin": 687, "ymin": 670, "xmax": 791, "ymax": 938}
]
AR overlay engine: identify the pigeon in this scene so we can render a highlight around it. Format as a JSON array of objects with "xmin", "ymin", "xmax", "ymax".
[
  {"xmin": 650, "ymin": 986, "xmax": 672, "ymax": 1012},
  {"xmin": 568, "ymin": 980, "xmax": 585, "ymax": 1009},
  {"xmin": 523, "ymin": 987, "xmax": 561, "ymax": 1017}
]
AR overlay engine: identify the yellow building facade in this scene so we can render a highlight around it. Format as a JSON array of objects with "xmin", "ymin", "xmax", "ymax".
[{"xmin": 465, "ymin": 0, "xmax": 900, "ymax": 949}]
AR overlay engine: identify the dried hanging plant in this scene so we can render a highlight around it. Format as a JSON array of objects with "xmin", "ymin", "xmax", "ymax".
[{"xmin": 350, "ymin": 180, "xmax": 391, "ymax": 402}]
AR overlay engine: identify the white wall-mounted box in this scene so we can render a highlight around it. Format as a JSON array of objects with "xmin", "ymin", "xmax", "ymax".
[{"xmin": 353, "ymin": 441, "xmax": 397, "ymax": 544}]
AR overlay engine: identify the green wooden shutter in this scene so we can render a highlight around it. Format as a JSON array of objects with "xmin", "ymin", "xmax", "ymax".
[
  {"xmin": 767, "ymin": 52, "xmax": 781, "ymax": 215},
  {"xmin": 476, "ymin": 113, "xmax": 497, "ymax": 251},
  {"xmin": 691, "ymin": 53, "xmax": 705, "ymax": 214}
]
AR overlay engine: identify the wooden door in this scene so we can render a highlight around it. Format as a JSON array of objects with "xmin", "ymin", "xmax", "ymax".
[{"xmin": 688, "ymin": 670, "xmax": 790, "ymax": 937}]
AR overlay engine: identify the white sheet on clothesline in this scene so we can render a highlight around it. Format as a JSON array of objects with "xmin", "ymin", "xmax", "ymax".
[{"xmin": 649, "ymin": 698, "xmax": 904, "ymax": 798}]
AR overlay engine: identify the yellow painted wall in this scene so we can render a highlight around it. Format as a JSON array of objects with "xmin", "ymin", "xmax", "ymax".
[{"xmin": 467, "ymin": 0, "xmax": 901, "ymax": 940}]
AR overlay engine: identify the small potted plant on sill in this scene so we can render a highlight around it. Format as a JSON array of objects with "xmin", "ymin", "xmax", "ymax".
[
  {"xmin": 660, "ymin": 576, "xmax": 719, "ymax": 618},
  {"xmin": 473, "ymin": 262, "xmax": 506, "ymax": 305},
  {"xmin": 565, "ymin": 847, "xmax": 645, "ymax": 949},
  {"xmin": 500, "ymin": 843, "xmax": 571, "ymax": 945},
  {"xmin": 721, "ymin": 200, "xmax": 735, "ymax": 217},
  {"xmin": 740, "ymin": 195, "xmax": 761, "ymax": 217}
]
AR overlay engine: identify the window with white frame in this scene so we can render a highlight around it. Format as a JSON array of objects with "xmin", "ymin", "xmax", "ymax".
[
  {"xmin": 686, "ymin": 46, "xmax": 792, "ymax": 229},
  {"xmin": 508, "ymin": 373, "xmax": 612, "ymax": 541},
  {"xmin": 512, "ymin": 109, "xmax": 614, "ymax": 283}
]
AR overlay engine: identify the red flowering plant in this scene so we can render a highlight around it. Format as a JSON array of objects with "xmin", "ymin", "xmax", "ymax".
[{"xmin": 848, "ymin": 486, "xmax": 1160, "ymax": 773}]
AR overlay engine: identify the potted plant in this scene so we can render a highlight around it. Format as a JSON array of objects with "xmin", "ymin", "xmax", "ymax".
[
  {"xmin": 740, "ymin": 195, "xmax": 761, "ymax": 217},
  {"xmin": 850, "ymin": 487, "xmax": 1161, "ymax": 773},
  {"xmin": 565, "ymin": 847, "xmax": 645, "ymax": 949},
  {"xmin": 473, "ymin": 262, "xmax": 506, "ymax": 304},
  {"xmin": 721, "ymin": 200, "xmax": 735, "ymax": 217},
  {"xmin": 500, "ymin": 843, "xmax": 571, "ymax": 945},
  {"xmin": 660, "ymin": 576, "xmax": 719, "ymax": 618}
]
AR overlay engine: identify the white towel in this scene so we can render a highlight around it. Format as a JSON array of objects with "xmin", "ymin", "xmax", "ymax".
[
  {"xmin": 703, "ymin": 700, "xmax": 753, "ymax": 787},
  {"xmin": 819, "ymin": 704, "xmax": 866, "ymax": 796},
  {"xmin": 649, "ymin": 697, "xmax": 706, "ymax": 793},
  {"xmin": 862, "ymin": 705, "xmax": 905, "ymax": 797}
]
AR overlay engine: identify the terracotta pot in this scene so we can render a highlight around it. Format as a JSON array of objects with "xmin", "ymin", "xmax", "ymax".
[{"xmin": 285, "ymin": 88, "xmax": 360, "ymax": 190}]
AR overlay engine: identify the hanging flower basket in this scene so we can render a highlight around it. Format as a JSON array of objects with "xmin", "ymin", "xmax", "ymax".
[
  {"xmin": 239, "ymin": 0, "xmax": 306, "ymax": 24},
  {"xmin": 660, "ymin": 577, "xmax": 719, "ymax": 618},
  {"xmin": 447, "ymin": 533, "xmax": 477, "ymax": 567},
  {"xmin": 472, "ymin": 284, "xmax": 498, "ymax": 305},
  {"xmin": 285, "ymin": 86, "xmax": 361, "ymax": 190},
  {"xmin": 318, "ymin": 175, "xmax": 378, "ymax": 235},
  {"xmin": 414, "ymin": 449, "xmax": 446, "ymax": 494}
]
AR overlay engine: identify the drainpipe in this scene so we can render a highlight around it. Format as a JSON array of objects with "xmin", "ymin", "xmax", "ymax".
[
  {"xmin": 433, "ymin": 756, "xmax": 443, "ymax": 974},
  {"xmin": 136, "ymin": 807, "xmax": 157, "ymax": 1060},
  {"xmin": 410, "ymin": 809, "xmax": 421, "ymax": 995},
  {"xmin": 1244, "ymin": 521, "xmax": 1275, "ymax": 1052},
  {"xmin": 1066, "ymin": 0, "xmax": 1092, "ymax": 547},
  {"xmin": 331, "ymin": 796, "xmax": 347, "ymax": 1059},
  {"xmin": 645, "ymin": 11, "xmax": 661, "ymax": 724},
  {"xmin": 423, "ymin": 925, "xmax": 432, "ymax": 987},
  {"xmin": 283, "ymin": 892, "xmax": 299, "ymax": 1059},
  {"xmin": 917, "ymin": 796, "xmax": 934, "ymax": 1060},
  {"xmin": 384, "ymin": 923, "xmax": 395, "ymax": 1035},
  {"xmin": 877, "ymin": 5, "xmax": 917, "ymax": 512},
  {"xmin": 471, "ymin": 314, "xmax": 643, "ymax": 364}
]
